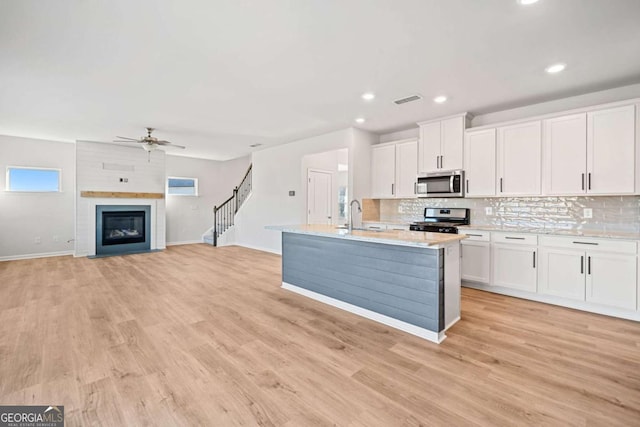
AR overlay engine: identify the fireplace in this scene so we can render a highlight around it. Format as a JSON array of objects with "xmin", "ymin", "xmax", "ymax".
[{"xmin": 96, "ymin": 205, "xmax": 151, "ymax": 255}]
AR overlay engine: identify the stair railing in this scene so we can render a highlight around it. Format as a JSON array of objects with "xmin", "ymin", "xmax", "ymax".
[{"xmin": 212, "ymin": 164, "xmax": 252, "ymax": 246}]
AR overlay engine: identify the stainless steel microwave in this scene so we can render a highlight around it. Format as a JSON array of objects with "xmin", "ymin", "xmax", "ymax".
[{"xmin": 416, "ymin": 170, "xmax": 465, "ymax": 198}]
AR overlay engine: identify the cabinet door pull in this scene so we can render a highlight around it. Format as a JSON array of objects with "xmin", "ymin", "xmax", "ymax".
[
  {"xmin": 587, "ymin": 256, "xmax": 591, "ymax": 275},
  {"xmin": 440, "ymin": 155, "xmax": 444, "ymax": 168},
  {"xmin": 572, "ymin": 241, "xmax": 598, "ymax": 245},
  {"xmin": 532, "ymin": 251, "xmax": 536, "ymax": 268},
  {"xmin": 500, "ymin": 178, "xmax": 503, "ymax": 192},
  {"xmin": 505, "ymin": 236, "xmax": 525, "ymax": 240},
  {"xmin": 436, "ymin": 156, "xmax": 440, "ymax": 169},
  {"xmin": 414, "ymin": 182, "xmax": 417, "ymax": 194},
  {"xmin": 391, "ymin": 183, "xmax": 395, "ymax": 195},
  {"xmin": 581, "ymin": 173, "xmax": 585, "ymax": 191},
  {"xmin": 588, "ymin": 173, "xmax": 591, "ymax": 190},
  {"xmin": 580, "ymin": 255, "xmax": 584, "ymax": 274},
  {"xmin": 466, "ymin": 179, "xmax": 469, "ymax": 194},
  {"xmin": 466, "ymin": 234, "xmax": 482, "ymax": 237}
]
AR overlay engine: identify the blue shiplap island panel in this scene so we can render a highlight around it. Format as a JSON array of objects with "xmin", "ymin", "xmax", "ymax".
[{"xmin": 282, "ymin": 232, "xmax": 445, "ymax": 332}]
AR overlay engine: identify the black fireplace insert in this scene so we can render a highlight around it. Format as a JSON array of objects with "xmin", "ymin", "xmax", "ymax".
[
  {"xmin": 95, "ymin": 205, "xmax": 151, "ymax": 255},
  {"xmin": 102, "ymin": 210, "xmax": 146, "ymax": 246}
]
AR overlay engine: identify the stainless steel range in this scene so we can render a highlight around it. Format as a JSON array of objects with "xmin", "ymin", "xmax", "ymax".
[{"xmin": 409, "ymin": 207, "xmax": 470, "ymax": 234}]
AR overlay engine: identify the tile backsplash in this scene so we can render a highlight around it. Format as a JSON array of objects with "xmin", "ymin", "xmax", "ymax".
[{"xmin": 377, "ymin": 196, "xmax": 640, "ymax": 234}]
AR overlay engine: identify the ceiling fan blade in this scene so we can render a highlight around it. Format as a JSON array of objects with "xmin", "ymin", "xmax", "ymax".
[
  {"xmin": 170, "ymin": 144, "xmax": 186, "ymax": 149},
  {"xmin": 113, "ymin": 139, "xmax": 137, "ymax": 143},
  {"xmin": 115, "ymin": 136, "xmax": 140, "ymax": 141}
]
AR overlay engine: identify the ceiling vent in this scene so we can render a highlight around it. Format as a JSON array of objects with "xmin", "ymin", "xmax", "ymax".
[{"xmin": 393, "ymin": 94, "xmax": 422, "ymax": 105}]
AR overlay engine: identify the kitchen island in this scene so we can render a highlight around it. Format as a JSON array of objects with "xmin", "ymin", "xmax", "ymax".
[{"xmin": 267, "ymin": 225, "xmax": 466, "ymax": 343}]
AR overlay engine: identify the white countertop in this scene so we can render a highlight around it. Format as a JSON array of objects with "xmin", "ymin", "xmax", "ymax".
[
  {"xmin": 458, "ymin": 225, "xmax": 640, "ymax": 241},
  {"xmin": 266, "ymin": 224, "xmax": 466, "ymax": 248}
]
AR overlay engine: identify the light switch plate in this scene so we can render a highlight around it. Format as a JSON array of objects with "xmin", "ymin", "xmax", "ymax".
[
  {"xmin": 485, "ymin": 207, "xmax": 493, "ymax": 215},
  {"xmin": 583, "ymin": 208, "xmax": 593, "ymax": 218}
]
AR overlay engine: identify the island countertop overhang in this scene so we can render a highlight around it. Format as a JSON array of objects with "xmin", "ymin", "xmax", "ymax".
[{"xmin": 266, "ymin": 224, "xmax": 466, "ymax": 248}]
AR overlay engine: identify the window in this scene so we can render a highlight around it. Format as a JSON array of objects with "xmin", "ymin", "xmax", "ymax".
[
  {"xmin": 6, "ymin": 167, "xmax": 61, "ymax": 192},
  {"xmin": 167, "ymin": 177, "xmax": 198, "ymax": 196}
]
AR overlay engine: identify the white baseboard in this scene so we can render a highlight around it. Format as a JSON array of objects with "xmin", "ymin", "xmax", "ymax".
[
  {"xmin": 166, "ymin": 240, "xmax": 205, "ymax": 246},
  {"xmin": 236, "ymin": 243, "xmax": 282, "ymax": 255},
  {"xmin": 462, "ymin": 281, "xmax": 640, "ymax": 322},
  {"xmin": 0, "ymin": 250, "xmax": 74, "ymax": 262},
  {"xmin": 282, "ymin": 282, "xmax": 446, "ymax": 344}
]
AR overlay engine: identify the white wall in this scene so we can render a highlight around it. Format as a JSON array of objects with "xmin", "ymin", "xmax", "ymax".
[
  {"xmin": 0, "ymin": 135, "xmax": 75, "ymax": 260},
  {"xmin": 234, "ymin": 128, "xmax": 374, "ymax": 254},
  {"xmin": 75, "ymin": 141, "xmax": 167, "ymax": 256},
  {"xmin": 165, "ymin": 155, "xmax": 250, "ymax": 244}
]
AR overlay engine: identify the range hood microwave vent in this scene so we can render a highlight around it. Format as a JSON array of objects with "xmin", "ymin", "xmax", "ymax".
[{"xmin": 393, "ymin": 94, "xmax": 422, "ymax": 105}]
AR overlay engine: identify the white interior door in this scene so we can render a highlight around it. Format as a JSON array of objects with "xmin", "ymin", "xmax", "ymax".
[{"xmin": 307, "ymin": 169, "xmax": 333, "ymax": 225}]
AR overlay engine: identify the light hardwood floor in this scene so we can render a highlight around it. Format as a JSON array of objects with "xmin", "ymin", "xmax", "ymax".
[{"xmin": 1, "ymin": 244, "xmax": 639, "ymax": 426}]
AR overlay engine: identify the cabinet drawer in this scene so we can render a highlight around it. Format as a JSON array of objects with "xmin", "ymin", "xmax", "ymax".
[
  {"xmin": 492, "ymin": 232, "xmax": 538, "ymax": 245},
  {"xmin": 460, "ymin": 230, "xmax": 490, "ymax": 242},
  {"xmin": 363, "ymin": 223, "xmax": 387, "ymax": 231},
  {"xmin": 387, "ymin": 224, "xmax": 410, "ymax": 231},
  {"xmin": 539, "ymin": 236, "xmax": 637, "ymax": 254}
]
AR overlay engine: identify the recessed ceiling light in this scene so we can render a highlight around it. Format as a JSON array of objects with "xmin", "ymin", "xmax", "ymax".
[
  {"xmin": 355, "ymin": 117, "xmax": 366, "ymax": 124},
  {"xmin": 518, "ymin": 0, "xmax": 539, "ymax": 5},
  {"xmin": 433, "ymin": 95, "xmax": 448, "ymax": 104},
  {"xmin": 361, "ymin": 92, "xmax": 375, "ymax": 101},
  {"xmin": 545, "ymin": 63, "xmax": 566, "ymax": 74}
]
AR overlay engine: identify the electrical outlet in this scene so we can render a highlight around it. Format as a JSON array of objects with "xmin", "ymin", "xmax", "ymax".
[
  {"xmin": 485, "ymin": 207, "xmax": 493, "ymax": 215},
  {"xmin": 53, "ymin": 235, "xmax": 59, "ymax": 242},
  {"xmin": 398, "ymin": 205, "xmax": 404, "ymax": 214},
  {"xmin": 35, "ymin": 236, "xmax": 41, "ymax": 244},
  {"xmin": 583, "ymin": 208, "xmax": 593, "ymax": 219}
]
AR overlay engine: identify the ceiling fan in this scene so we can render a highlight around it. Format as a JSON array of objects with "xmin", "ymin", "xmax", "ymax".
[{"xmin": 114, "ymin": 127, "xmax": 185, "ymax": 152}]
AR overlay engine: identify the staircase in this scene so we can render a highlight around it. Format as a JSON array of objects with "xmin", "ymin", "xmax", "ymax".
[{"xmin": 203, "ymin": 164, "xmax": 252, "ymax": 246}]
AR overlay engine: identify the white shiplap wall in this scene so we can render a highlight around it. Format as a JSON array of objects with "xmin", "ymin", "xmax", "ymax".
[{"xmin": 75, "ymin": 141, "xmax": 166, "ymax": 256}]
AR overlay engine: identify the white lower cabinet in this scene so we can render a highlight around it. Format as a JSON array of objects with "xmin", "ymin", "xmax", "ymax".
[
  {"xmin": 461, "ymin": 230, "xmax": 491, "ymax": 284},
  {"xmin": 461, "ymin": 229, "xmax": 639, "ymax": 318},
  {"xmin": 586, "ymin": 252, "xmax": 637, "ymax": 310},
  {"xmin": 537, "ymin": 236, "xmax": 638, "ymax": 311},
  {"xmin": 538, "ymin": 248, "xmax": 586, "ymax": 300},
  {"xmin": 461, "ymin": 241, "xmax": 491, "ymax": 283},
  {"xmin": 492, "ymin": 244, "xmax": 538, "ymax": 292}
]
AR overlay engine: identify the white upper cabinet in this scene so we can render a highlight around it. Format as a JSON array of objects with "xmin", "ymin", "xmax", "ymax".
[
  {"xmin": 497, "ymin": 121, "xmax": 542, "ymax": 196},
  {"xmin": 441, "ymin": 116, "xmax": 465, "ymax": 171},
  {"xmin": 464, "ymin": 128, "xmax": 496, "ymax": 197},
  {"xmin": 418, "ymin": 115, "xmax": 467, "ymax": 173},
  {"xmin": 371, "ymin": 138, "xmax": 418, "ymax": 199},
  {"xmin": 418, "ymin": 122, "xmax": 441, "ymax": 173},
  {"xmin": 587, "ymin": 105, "xmax": 636, "ymax": 194},
  {"xmin": 371, "ymin": 144, "xmax": 396, "ymax": 198},
  {"xmin": 394, "ymin": 139, "xmax": 418, "ymax": 198},
  {"xmin": 542, "ymin": 105, "xmax": 636, "ymax": 196},
  {"xmin": 543, "ymin": 113, "xmax": 587, "ymax": 195}
]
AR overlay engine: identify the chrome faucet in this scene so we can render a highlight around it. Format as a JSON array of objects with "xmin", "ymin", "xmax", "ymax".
[{"xmin": 349, "ymin": 199, "xmax": 362, "ymax": 232}]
